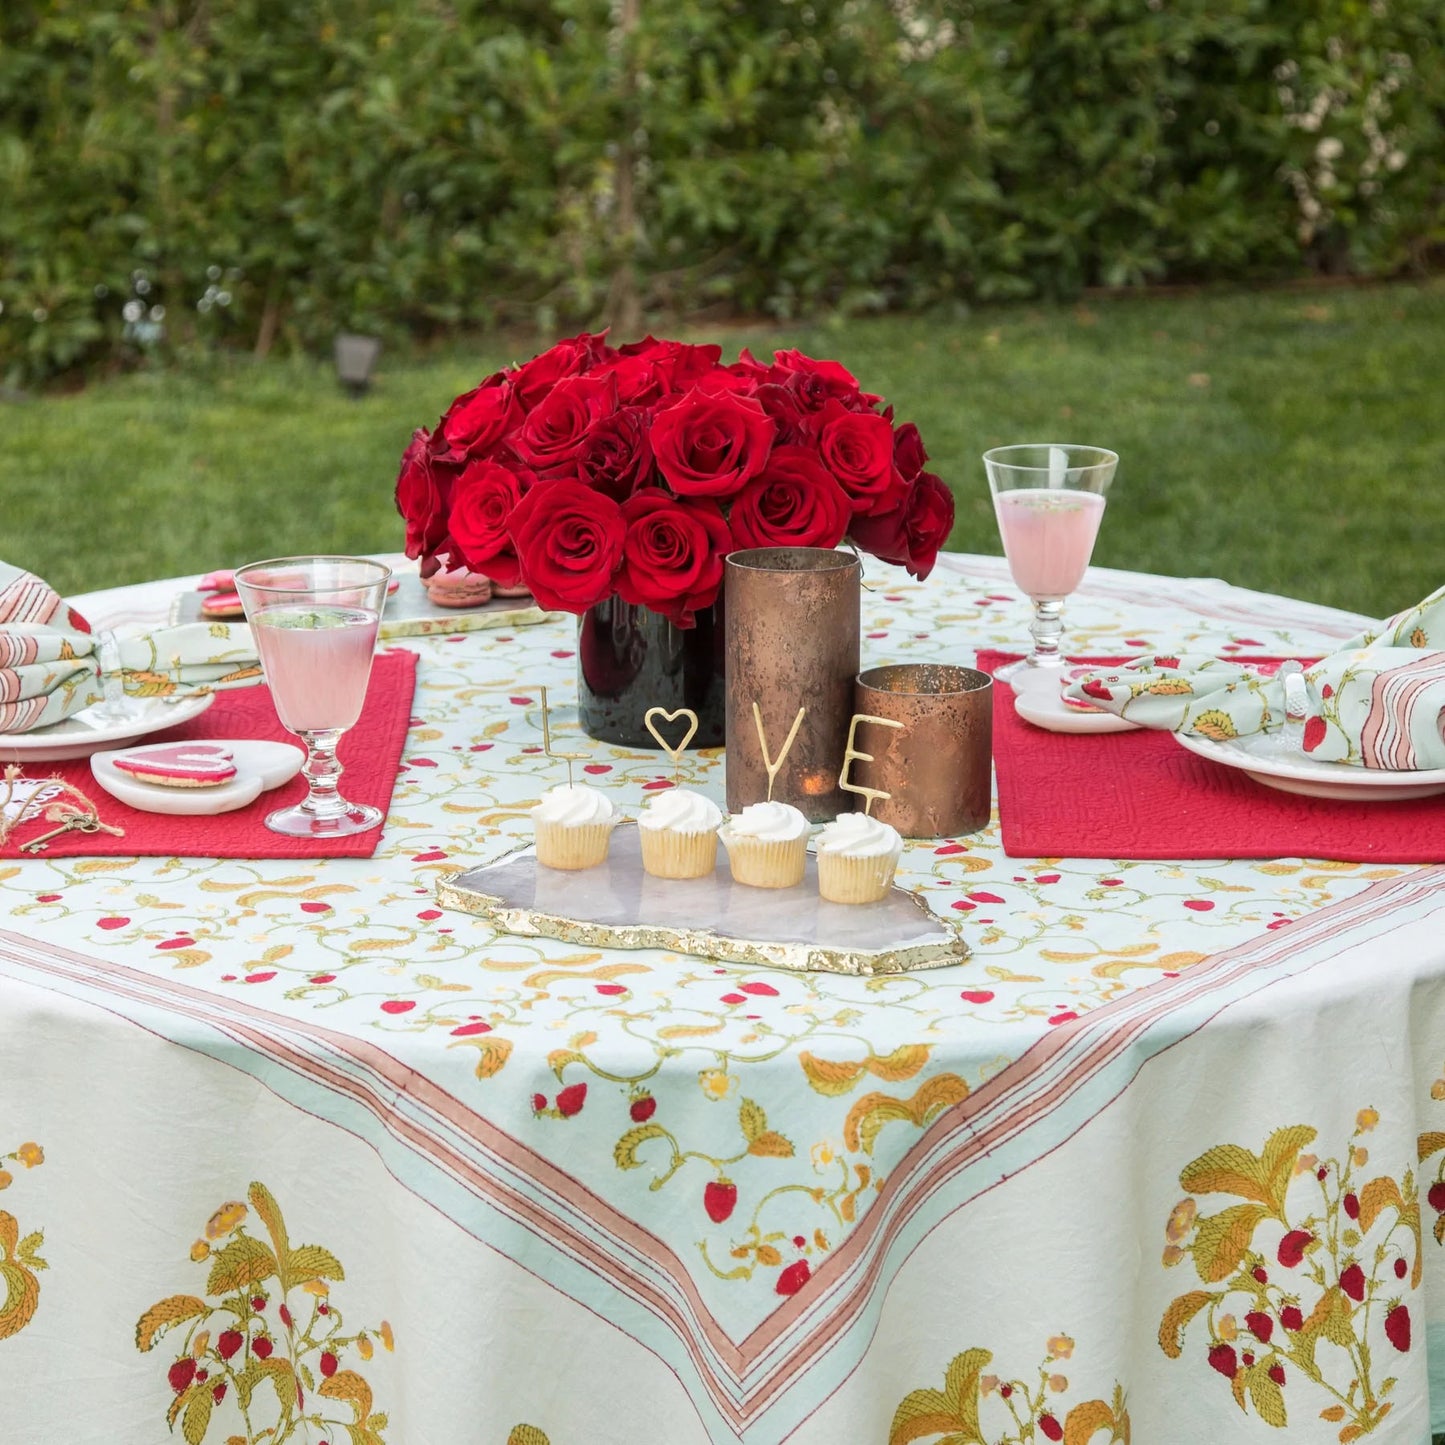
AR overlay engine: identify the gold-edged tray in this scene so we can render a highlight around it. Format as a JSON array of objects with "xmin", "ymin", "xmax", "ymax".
[{"xmin": 435, "ymin": 825, "xmax": 970, "ymax": 976}]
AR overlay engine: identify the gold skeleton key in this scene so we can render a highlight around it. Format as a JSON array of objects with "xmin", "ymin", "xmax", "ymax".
[{"xmin": 21, "ymin": 815, "xmax": 102, "ymax": 853}]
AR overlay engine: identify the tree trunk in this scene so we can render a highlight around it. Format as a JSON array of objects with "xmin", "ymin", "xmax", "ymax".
[
  {"xmin": 254, "ymin": 274, "xmax": 282, "ymax": 359},
  {"xmin": 608, "ymin": 0, "xmax": 643, "ymax": 338}
]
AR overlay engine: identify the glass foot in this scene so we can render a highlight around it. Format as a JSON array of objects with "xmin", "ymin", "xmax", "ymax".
[
  {"xmin": 994, "ymin": 655, "xmax": 1065, "ymax": 687},
  {"xmin": 264, "ymin": 800, "xmax": 383, "ymax": 838}
]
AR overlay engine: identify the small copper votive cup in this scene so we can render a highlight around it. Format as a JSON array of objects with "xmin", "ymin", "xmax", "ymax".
[{"xmin": 852, "ymin": 663, "xmax": 992, "ymax": 839}]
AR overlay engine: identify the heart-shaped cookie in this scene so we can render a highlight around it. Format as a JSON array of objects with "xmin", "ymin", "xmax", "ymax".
[{"xmin": 112, "ymin": 742, "xmax": 238, "ymax": 788}]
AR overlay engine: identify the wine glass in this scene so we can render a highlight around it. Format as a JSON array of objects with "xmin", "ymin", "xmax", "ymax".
[
  {"xmin": 234, "ymin": 556, "xmax": 392, "ymax": 836},
  {"xmin": 983, "ymin": 444, "xmax": 1118, "ymax": 685}
]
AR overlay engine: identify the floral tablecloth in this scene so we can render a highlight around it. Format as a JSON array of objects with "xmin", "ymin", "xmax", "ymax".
[{"xmin": 3, "ymin": 554, "xmax": 1443, "ymax": 1445}]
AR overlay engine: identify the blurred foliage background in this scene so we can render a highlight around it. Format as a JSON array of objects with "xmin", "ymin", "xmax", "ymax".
[{"xmin": 3, "ymin": 0, "xmax": 1442, "ymax": 386}]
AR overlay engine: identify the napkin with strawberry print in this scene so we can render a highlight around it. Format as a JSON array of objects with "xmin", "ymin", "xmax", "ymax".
[
  {"xmin": 0, "ymin": 561, "xmax": 261, "ymax": 733},
  {"xmin": 1063, "ymin": 583, "xmax": 1445, "ymax": 770}
]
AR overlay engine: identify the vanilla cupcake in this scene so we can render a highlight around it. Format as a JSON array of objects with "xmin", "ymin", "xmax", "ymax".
[
  {"xmin": 638, "ymin": 788, "xmax": 723, "ymax": 879},
  {"xmin": 814, "ymin": 812, "xmax": 903, "ymax": 904},
  {"xmin": 719, "ymin": 801, "xmax": 809, "ymax": 889},
  {"xmin": 531, "ymin": 783, "xmax": 619, "ymax": 870}
]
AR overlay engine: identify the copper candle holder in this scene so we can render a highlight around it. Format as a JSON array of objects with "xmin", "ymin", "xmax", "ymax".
[
  {"xmin": 852, "ymin": 663, "xmax": 992, "ymax": 839},
  {"xmin": 724, "ymin": 547, "xmax": 861, "ymax": 821}
]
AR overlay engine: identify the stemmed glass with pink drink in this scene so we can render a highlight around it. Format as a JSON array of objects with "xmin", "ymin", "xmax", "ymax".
[
  {"xmin": 983, "ymin": 445, "xmax": 1118, "ymax": 684},
  {"xmin": 234, "ymin": 556, "xmax": 391, "ymax": 837}
]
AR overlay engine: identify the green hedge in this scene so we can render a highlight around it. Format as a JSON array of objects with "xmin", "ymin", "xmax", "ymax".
[{"xmin": 3, "ymin": 0, "xmax": 1442, "ymax": 384}]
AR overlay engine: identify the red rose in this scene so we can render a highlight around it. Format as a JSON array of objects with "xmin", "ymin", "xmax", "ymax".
[
  {"xmin": 577, "ymin": 405, "xmax": 654, "ymax": 499},
  {"xmin": 753, "ymin": 383, "xmax": 813, "ymax": 446},
  {"xmin": 508, "ymin": 479, "xmax": 626, "ymax": 612},
  {"xmin": 509, "ymin": 331, "xmax": 610, "ymax": 409},
  {"xmin": 608, "ymin": 337, "xmax": 724, "ymax": 404},
  {"xmin": 433, "ymin": 379, "xmax": 520, "ymax": 462},
  {"xmin": 893, "ymin": 422, "xmax": 928, "ymax": 482},
  {"xmin": 650, "ymin": 388, "xmax": 775, "ymax": 498},
  {"xmin": 615, "ymin": 492, "xmax": 730, "ymax": 627},
  {"xmin": 514, "ymin": 373, "xmax": 618, "ymax": 479},
  {"xmin": 447, "ymin": 459, "xmax": 528, "ymax": 586},
  {"xmin": 770, "ymin": 348, "xmax": 880, "ymax": 410},
  {"xmin": 395, "ymin": 428, "xmax": 454, "ymax": 564},
  {"xmin": 729, "ymin": 445, "xmax": 852, "ymax": 551},
  {"xmin": 605, "ymin": 352, "xmax": 670, "ymax": 406},
  {"xmin": 848, "ymin": 470, "xmax": 955, "ymax": 580},
  {"xmin": 817, "ymin": 399, "xmax": 906, "ymax": 515}
]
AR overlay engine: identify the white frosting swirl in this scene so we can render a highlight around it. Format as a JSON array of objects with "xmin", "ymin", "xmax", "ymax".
[
  {"xmin": 721, "ymin": 801, "xmax": 808, "ymax": 842},
  {"xmin": 531, "ymin": 784, "xmax": 617, "ymax": 828},
  {"xmin": 638, "ymin": 787, "xmax": 723, "ymax": 834},
  {"xmin": 815, "ymin": 812, "xmax": 901, "ymax": 858}
]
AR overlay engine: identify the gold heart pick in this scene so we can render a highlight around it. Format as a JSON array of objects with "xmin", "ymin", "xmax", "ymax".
[{"xmin": 644, "ymin": 706, "xmax": 699, "ymax": 783}]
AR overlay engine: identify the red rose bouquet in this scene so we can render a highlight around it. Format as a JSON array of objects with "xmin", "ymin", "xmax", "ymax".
[{"xmin": 394, "ymin": 334, "xmax": 954, "ymax": 626}]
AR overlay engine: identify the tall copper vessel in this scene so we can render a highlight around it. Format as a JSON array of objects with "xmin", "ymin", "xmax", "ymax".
[{"xmin": 724, "ymin": 547, "xmax": 861, "ymax": 821}]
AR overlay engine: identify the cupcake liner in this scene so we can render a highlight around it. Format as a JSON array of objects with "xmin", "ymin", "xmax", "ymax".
[
  {"xmin": 816, "ymin": 845, "xmax": 902, "ymax": 904},
  {"xmin": 534, "ymin": 819, "xmax": 614, "ymax": 871},
  {"xmin": 640, "ymin": 826, "xmax": 719, "ymax": 880},
  {"xmin": 722, "ymin": 833, "xmax": 807, "ymax": 889}
]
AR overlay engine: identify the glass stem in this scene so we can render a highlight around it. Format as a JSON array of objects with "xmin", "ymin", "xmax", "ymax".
[
  {"xmin": 1028, "ymin": 598, "xmax": 1066, "ymax": 667},
  {"xmin": 298, "ymin": 730, "xmax": 349, "ymax": 819}
]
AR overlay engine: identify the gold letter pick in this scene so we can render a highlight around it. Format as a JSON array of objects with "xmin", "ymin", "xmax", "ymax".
[{"xmin": 838, "ymin": 712, "xmax": 905, "ymax": 816}]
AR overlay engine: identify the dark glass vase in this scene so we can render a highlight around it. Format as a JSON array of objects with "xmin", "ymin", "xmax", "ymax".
[{"xmin": 577, "ymin": 597, "xmax": 725, "ymax": 749}]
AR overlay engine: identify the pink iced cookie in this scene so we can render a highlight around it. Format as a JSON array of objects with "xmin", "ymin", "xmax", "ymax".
[
  {"xmin": 200, "ymin": 589, "xmax": 246, "ymax": 620},
  {"xmin": 112, "ymin": 743, "xmax": 238, "ymax": 788}
]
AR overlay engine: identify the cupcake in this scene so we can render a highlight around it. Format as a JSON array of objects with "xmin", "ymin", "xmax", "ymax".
[
  {"xmin": 814, "ymin": 812, "xmax": 904, "ymax": 904},
  {"xmin": 638, "ymin": 787, "xmax": 723, "ymax": 879},
  {"xmin": 719, "ymin": 801, "xmax": 809, "ymax": 889},
  {"xmin": 531, "ymin": 783, "xmax": 619, "ymax": 870}
]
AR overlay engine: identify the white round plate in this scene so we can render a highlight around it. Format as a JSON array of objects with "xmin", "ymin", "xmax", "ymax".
[
  {"xmin": 1010, "ymin": 667, "xmax": 1142, "ymax": 735},
  {"xmin": 91, "ymin": 739, "xmax": 305, "ymax": 815},
  {"xmin": 0, "ymin": 692, "xmax": 216, "ymax": 763},
  {"xmin": 1173, "ymin": 730, "xmax": 1445, "ymax": 801}
]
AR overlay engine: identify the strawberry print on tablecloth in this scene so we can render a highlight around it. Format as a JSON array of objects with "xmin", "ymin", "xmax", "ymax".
[
  {"xmin": 0, "ymin": 1137, "xmax": 45, "ymax": 1345},
  {"xmin": 1159, "ymin": 1111, "xmax": 1417, "ymax": 1438},
  {"xmin": 890, "ymin": 1336, "xmax": 1129, "ymax": 1444},
  {"xmin": 135, "ymin": 1181, "xmax": 396, "ymax": 1445}
]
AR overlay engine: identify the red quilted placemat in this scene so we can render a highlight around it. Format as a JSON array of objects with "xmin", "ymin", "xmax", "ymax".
[
  {"xmin": 980, "ymin": 650, "xmax": 1445, "ymax": 863},
  {"xmin": 3, "ymin": 650, "xmax": 416, "ymax": 860}
]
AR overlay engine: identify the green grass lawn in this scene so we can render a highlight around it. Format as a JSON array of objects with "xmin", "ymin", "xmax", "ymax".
[{"xmin": 3, "ymin": 281, "xmax": 1442, "ymax": 619}]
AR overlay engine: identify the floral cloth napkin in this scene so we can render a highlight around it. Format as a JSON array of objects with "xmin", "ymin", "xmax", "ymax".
[
  {"xmin": 1063, "ymin": 583, "xmax": 1445, "ymax": 770},
  {"xmin": 0, "ymin": 562, "xmax": 261, "ymax": 733}
]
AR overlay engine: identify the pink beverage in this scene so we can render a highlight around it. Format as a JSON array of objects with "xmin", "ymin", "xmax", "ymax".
[
  {"xmin": 993, "ymin": 488, "xmax": 1106, "ymax": 598},
  {"xmin": 251, "ymin": 605, "xmax": 380, "ymax": 732}
]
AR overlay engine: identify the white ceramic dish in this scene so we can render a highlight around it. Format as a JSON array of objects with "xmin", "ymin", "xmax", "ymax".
[
  {"xmin": 1009, "ymin": 667, "xmax": 1141, "ymax": 736},
  {"xmin": 90, "ymin": 739, "xmax": 305, "ymax": 815},
  {"xmin": 0, "ymin": 692, "xmax": 216, "ymax": 763},
  {"xmin": 1173, "ymin": 730, "xmax": 1445, "ymax": 802}
]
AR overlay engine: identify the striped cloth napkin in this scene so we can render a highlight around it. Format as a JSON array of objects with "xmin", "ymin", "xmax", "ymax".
[
  {"xmin": 0, "ymin": 562, "xmax": 260, "ymax": 734},
  {"xmin": 1063, "ymin": 584, "xmax": 1445, "ymax": 770}
]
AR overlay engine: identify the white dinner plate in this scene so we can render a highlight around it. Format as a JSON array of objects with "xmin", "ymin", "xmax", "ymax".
[
  {"xmin": 0, "ymin": 692, "xmax": 216, "ymax": 763},
  {"xmin": 1009, "ymin": 666, "xmax": 1142, "ymax": 735},
  {"xmin": 90, "ymin": 739, "xmax": 305, "ymax": 815},
  {"xmin": 1173, "ymin": 730, "xmax": 1445, "ymax": 802}
]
